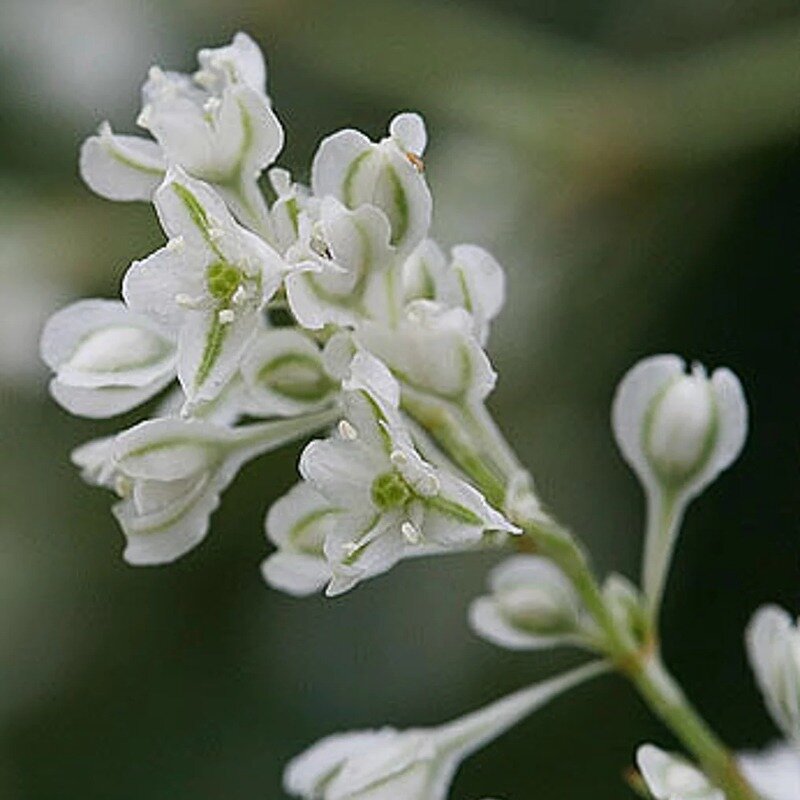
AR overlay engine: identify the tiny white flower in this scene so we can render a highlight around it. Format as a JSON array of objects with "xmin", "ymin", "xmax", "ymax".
[
  {"xmin": 298, "ymin": 351, "xmax": 517, "ymax": 595},
  {"xmin": 284, "ymin": 197, "xmax": 396, "ymax": 330},
  {"xmin": 138, "ymin": 32, "xmax": 282, "ymax": 231},
  {"xmin": 285, "ymin": 661, "xmax": 607, "ymax": 800},
  {"xmin": 356, "ymin": 300, "xmax": 496, "ymax": 406},
  {"xmin": 746, "ymin": 605, "xmax": 800, "ymax": 744},
  {"xmin": 123, "ymin": 169, "xmax": 284, "ymax": 411},
  {"xmin": 738, "ymin": 741, "xmax": 800, "ymax": 800},
  {"xmin": 81, "ymin": 33, "xmax": 282, "ymax": 233},
  {"xmin": 240, "ymin": 328, "xmax": 338, "ymax": 418},
  {"xmin": 636, "ymin": 744, "xmax": 724, "ymax": 800},
  {"xmin": 261, "ymin": 481, "xmax": 338, "ymax": 597},
  {"xmin": 75, "ymin": 409, "xmax": 338, "ymax": 565},
  {"xmin": 40, "ymin": 299, "xmax": 176, "ymax": 418},
  {"xmin": 469, "ymin": 555, "xmax": 587, "ymax": 651},
  {"xmin": 611, "ymin": 355, "xmax": 747, "ymax": 610},
  {"xmin": 311, "ymin": 112, "xmax": 432, "ymax": 258}
]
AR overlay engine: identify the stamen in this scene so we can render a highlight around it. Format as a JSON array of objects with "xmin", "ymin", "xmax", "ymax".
[
  {"xmin": 401, "ymin": 520, "xmax": 422, "ymax": 545},
  {"xmin": 390, "ymin": 450, "xmax": 408, "ymax": 468},
  {"xmin": 114, "ymin": 475, "xmax": 132, "ymax": 498},
  {"xmin": 231, "ymin": 285, "xmax": 248, "ymax": 306},
  {"xmin": 416, "ymin": 473, "xmax": 440, "ymax": 498},
  {"xmin": 338, "ymin": 420, "xmax": 358, "ymax": 441},
  {"xmin": 218, "ymin": 309, "xmax": 235, "ymax": 324},
  {"xmin": 406, "ymin": 151, "xmax": 425, "ymax": 173}
]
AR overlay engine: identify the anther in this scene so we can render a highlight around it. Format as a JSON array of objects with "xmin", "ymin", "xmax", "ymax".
[
  {"xmin": 401, "ymin": 520, "xmax": 422, "ymax": 545},
  {"xmin": 406, "ymin": 151, "xmax": 425, "ymax": 173},
  {"xmin": 338, "ymin": 420, "xmax": 358, "ymax": 441}
]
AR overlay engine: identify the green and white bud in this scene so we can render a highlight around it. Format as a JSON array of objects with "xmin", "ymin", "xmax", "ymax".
[
  {"xmin": 470, "ymin": 556, "xmax": 587, "ymax": 651},
  {"xmin": 612, "ymin": 355, "xmax": 747, "ymax": 614}
]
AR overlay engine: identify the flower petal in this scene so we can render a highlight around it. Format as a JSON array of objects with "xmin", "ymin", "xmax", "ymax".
[
  {"xmin": 611, "ymin": 354, "xmax": 685, "ymax": 496},
  {"xmin": 261, "ymin": 552, "xmax": 331, "ymax": 597},
  {"xmin": 79, "ymin": 122, "xmax": 165, "ymax": 201}
]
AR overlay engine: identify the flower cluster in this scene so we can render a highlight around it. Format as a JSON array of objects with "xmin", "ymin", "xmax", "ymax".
[
  {"xmin": 44, "ymin": 29, "xmax": 794, "ymax": 800},
  {"xmin": 42, "ymin": 32, "xmax": 518, "ymax": 587}
]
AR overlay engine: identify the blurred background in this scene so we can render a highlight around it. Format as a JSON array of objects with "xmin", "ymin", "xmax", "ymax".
[{"xmin": 0, "ymin": 1, "xmax": 798, "ymax": 797}]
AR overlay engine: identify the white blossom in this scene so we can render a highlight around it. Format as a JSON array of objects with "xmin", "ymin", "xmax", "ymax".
[
  {"xmin": 311, "ymin": 112, "xmax": 432, "ymax": 258},
  {"xmin": 123, "ymin": 168, "xmax": 284, "ymax": 411},
  {"xmin": 611, "ymin": 355, "xmax": 747, "ymax": 610},
  {"xmin": 469, "ymin": 556, "xmax": 587, "ymax": 651},
  {"xmin": 356, "ymin": 300, "xmax": 496, "ymax": 406},
  {"xmin": 746, "ymin": 605, "xmax": 800, "ymax": 744},
  {"xmin": 74, "ymin": 410, "xmax": 337, "ymax": 565},
  {"xmin": 297, "ymin": 352, "xmax": 517, "ymax": 595},
  {"xmin": 81, "ymin": 32, "xmax": 282, "ymax": 233},
  {"xmin": 40, "ymin": 299, "xmax": 176, "ymax": 418},
  {"xmin": 284, "ymin": 197, "xmax": 396, "ymax": 330},
  {"xmin": 285, "ymin": 661, "xmax": 607, "ymax": 800}
]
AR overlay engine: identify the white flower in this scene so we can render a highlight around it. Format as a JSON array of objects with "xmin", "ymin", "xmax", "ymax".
[
  {"xmin": 284, "ymin": 197, "xmax": 396, "ymax": 330},
  {"xmin": 40, "ymin": 299, "xmax": 176, "ymax": 418},
  {"xmin": 738, "ymin": 741, "xmax": 800, "ymax": 800},
  {"xmin": 402, "ymin": 240, "xmax": 506, "ymax": 346},
  {"xmin": 746, "ymin": 605, "xmax": 800, "ymax": 744},
  {"xmin": 298, "ymin": 352, "xmax": 517, "ymax": 595},
  {"xmin": 356, "ymin": 300, "xmax": 496, "ymax": 407},
  {"xmin": 611, "ymin": 355, "xmax": 747, "ymax": 610},
  {"xmin": 75, "ymin": 409, "xmax": 338, "ymax": 565},
  {"xmin": 636, "ymin": 744, "xmax": 723, "ymax": 800},
  {"xmin": 285, "ymin": 661, "xmax": 607, "ymax": 800},
  {"xmin": 123, "ymin": 168, "xmax": 284, "ymax": 411},
  {"xmin": 81, "ymin": 32, "xmax": 282, "ymax": 233},
  {"xmin": 469, "ymin": 556, "xmax": 587, "ymax": 651},
  {"xmin": 261, "ymin": 481, "xmax": 338, "ymax": 597},
  {"xmin": 240, "ymin": 328, "xmax": 338, "ymax": 418},
  {"xmin": 311, "ymin": 112, "xmax": 432, "ymax": 258}
]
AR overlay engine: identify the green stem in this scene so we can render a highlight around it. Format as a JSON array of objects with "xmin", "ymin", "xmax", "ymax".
[
  {"xmin": 431, "ymin": 403, "xmax": 761, "ymax": 800},
  {"xmin": 628, "ymin": 654, "xmax": 759, "ymax": 800}
]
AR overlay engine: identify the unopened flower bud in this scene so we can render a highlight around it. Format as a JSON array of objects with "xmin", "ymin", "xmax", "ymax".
[{"xmin": 470, "ymin": 556, "xmax": 585, "ymax": 651}]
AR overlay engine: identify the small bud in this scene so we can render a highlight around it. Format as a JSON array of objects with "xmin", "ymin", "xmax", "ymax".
[
  {"xmin": 470, "ymin": 556, "xmax": 585, "ymax": 651},
  {"xmin": 612, "ymin": 355, "xmax": 747, "ymax": 613}
]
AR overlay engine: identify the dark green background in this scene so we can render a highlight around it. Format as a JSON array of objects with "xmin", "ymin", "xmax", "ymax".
[{"xmin": 0, "ymin": 1, "xmax": 798, "ymax": 797}]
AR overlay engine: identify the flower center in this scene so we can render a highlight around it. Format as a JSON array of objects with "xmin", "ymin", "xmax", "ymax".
[
  {"xmin": 371, "ymin": 471, "xmax": 412, "ymax": 510},
  {"xmin": 206, "ymin": 261, "xmax": 245, "ymax": 306}
]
